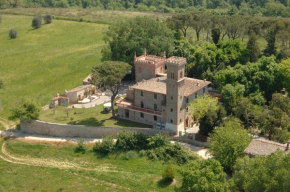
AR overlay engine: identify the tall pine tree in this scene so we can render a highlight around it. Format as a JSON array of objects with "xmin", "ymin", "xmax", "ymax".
[{"xmin": 247, "ymin": 31, "xmax": 260, "ymax": 62}]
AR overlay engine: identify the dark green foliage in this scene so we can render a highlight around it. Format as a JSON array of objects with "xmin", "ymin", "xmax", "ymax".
[
  {"xmin": 121, "ymin": 150, "xmax": 139, "ymax": 160},
  {"xmin": 147, "ymin": 133, "xmax": 169, "ymax": 148},
  {"xmin": 102, "ymin": 16, "xmax": 174, "ymax": 65},
  {"xmin": 209, "ymin": 120, "xmax": 252, "ymax": 171},
  {"xmin": 146, "ymin": 143, "xmax": 196, "ymax": 165},
  {"xmin": 44, "ymin": 14, "xmax": 53, "ymax": 24},
  {"xmin": 162, "ymin": 166, "xmax": 175, "ymax": 182},
  {"xmin": 9, "ymin": 28, "xmax": 18, "ymax": 39},
  {"xmin": 11, "ymin": 98, "xmax": 41, "ymax": 121},
  {"xmin": 74, "ymin": 139, "xmax": 86, "ymax": 153},
  {"xmin": 93, "ymin": 135, "xmax": 115, "ymax": 155},
  {"xmin": 32, "ymin": 15, "xmax": 42, "ymax": 28},
  {"xmin": 211, "ymin": 28, "xmax": 221, "ymax": 45},
  {"xmin": 263, "ymin": 28, "xmax": 277, "ymax": 56},
  {"xmin": 115, "ymin": 131, "xmax": 148, "ymax": 151},
  {"xmin": 247, "ymin": 32, "xmax": 260, "ymax": 62},
  {"xmin": 221, "ymin": 84, "xmax": 245, "ymax": 113},
  {"xmin": 230, "ymin": 151, "xmax": 290, "ymax": 192},
  {"xmin": 0, "ymin": 79, "xmax": 3, "ymax": 89},
  {"xmin": 179, "ymin": 159, "xmax": 228, "ymax": 192}
]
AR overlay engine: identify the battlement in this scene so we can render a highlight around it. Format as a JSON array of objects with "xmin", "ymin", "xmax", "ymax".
[
  {"xmin": 134, "ymin": 54, "xmax": 166, "ymax": 66},
  {"xmin": 166, "ymin": 56, "xmax": 186, "ymax": 66}
]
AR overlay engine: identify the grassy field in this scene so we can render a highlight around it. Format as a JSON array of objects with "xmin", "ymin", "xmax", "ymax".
[
  {"xmin": 0, "ymin": 8, "xmax": 171, "ymax": 25},
  {"xmin": 39, "ymin": 104, "xmax": 151, "ymax": 128},
  {"xmin": 0, "ymin": 139, "xmax": 184, "ymax": 191},
  {"xmin": 0, "ymin": 15, "xmax": 107, "ymax": 119}
]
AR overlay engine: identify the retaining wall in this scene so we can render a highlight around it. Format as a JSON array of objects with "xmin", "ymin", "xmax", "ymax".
[{"xmin": 20, "ymin": 120, "xmax": 170, "ymax": 138}]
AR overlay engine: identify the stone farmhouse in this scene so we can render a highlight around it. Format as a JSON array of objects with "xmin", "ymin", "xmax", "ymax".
[{"xmin": 117, "ymin": 53, "xmax": 211, "ymax": 134}]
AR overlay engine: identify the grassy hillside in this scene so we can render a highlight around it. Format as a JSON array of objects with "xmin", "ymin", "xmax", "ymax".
[
  {"xmin": 0, "ymin": 139, "xmax": 181, "ymax": 191},
  {"xmin": 0, "ymin": 15, "xmax": 107, "ymax": 118}
]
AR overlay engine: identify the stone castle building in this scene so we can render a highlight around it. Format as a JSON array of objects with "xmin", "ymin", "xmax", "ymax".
[{"xmin": 117, "ymin": 53, "xmax": 211, "ymax": 134}]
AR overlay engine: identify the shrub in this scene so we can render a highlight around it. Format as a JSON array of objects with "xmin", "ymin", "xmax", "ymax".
[
  {"xmin": 162, "ymin": 166, "xmax": 175, "ymax": 182},
  {"xmin": 93, "ymin": 135, "xmax": 115, "ymax": 155},
  {"xmin": 116, "ymin": 131, "xmax": 148, "ymax": 151},
  {"xmin": 147, "ymin": 133, "xmax": 170, "ymax": 148},
  {"xmin": 44, "ymin": 14, "xmax": 53, "ymax": 24},
  {"xmin": 121, "ymin": 150, "xmax": 138, "ymax": 160},
  {"xmin": 9, "ymin": 28, "xmax": 18, "ymax": 39},
  {"xmin": 32, "ymin": 15, "xmax": 42, "ymax": 28},
  {"xmin": 11, "ymin": 98, "xmax": 41, "ymax": 121},
  {"xmin": 74, "ymin": 139, "xmax": 86, "ymax": 153}
]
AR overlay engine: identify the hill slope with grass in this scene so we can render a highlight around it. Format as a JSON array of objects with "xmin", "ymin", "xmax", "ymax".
[{"xmin": 0, "ymin": 15, "xmax": 107, "ymax": 119}]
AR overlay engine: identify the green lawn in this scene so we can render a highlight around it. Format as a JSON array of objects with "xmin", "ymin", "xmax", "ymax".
[
  {"xmin": 0, "ymin": 15, "xmax": 107, "ymax": 119},
  {"xmin": 0, "ymin": 139, "xmax": 182, "ymax": 191},
  {"xmin": 39, "ymin": 104, "xmax": 152, "ymax": 128}
]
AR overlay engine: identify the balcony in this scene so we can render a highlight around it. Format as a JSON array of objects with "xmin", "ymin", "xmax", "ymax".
[{"xmin": 116, "ymin": 100, "xmax": 162, "ymax": 116}]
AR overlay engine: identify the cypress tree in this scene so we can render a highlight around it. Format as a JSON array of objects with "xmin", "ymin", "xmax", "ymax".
[
  {"xmin": 247, "ymin": 32, "xmax": 260, "ymax": 62},
  {"xmin": 263, "ymin": 28, "xmax": 277, "ymax": 56},
  {"xmin": 211, "ymin": 28, "xmax": 221, "ymax": 45}
]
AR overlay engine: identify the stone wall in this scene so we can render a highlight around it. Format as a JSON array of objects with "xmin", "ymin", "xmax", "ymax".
[{"xmin": 20, "ymin": 120, "xmax": 170, "ymax": 138}]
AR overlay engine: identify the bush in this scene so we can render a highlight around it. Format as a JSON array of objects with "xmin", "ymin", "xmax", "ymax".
[
  {"xmin": 93, "ymin": 135, "xmax": 115, "ymax": 155},
  {"xmin": 74, "ymin": 139, "xmax": 86, "ymax": 153},
  {"xmin": 162, "ymin": 166, "xmax": 175, "ymax": 182},
  {"xmin": 32, "ymin": 15, "xmax": 42, "ymax": 28},
  {"xmin": 121, "ymin": 150, "xmax": 138, "ymax": 160},
  {"xmin": 147, "ymin": 133, "xmax": 170, "ymax": 148},
  {"xmin": 11, "ymin": 98, "xmax": 41, "ymax": 121},
  {"xmin": 116, "ymin": 131, "xmax": 148, "ymax": 151},
  {"xmin": 9, "ymin": 28, "xmax": 18, "ymax": 39},
  {"xmin": 44, "ymin": 14, "xmax": 53, "ymax": 24}
]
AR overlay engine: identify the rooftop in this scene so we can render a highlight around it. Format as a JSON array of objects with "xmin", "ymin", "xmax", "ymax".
[
  {"xmin": 130, "ymin": 76, "xmax": 211, "ymax": 96},
  {"xmin": 134, "ymin": 54, "xmax": 166, "ymax": 66},
  {"xmin": 244, "ymin": 138, "xmax": 290, "ymax": 156},
  {"xmin": 166, "ymin": 56, "xmax": 186, "ymax": 65},
  {"xmin": 66, "ymin": 84, "xmax": 92, "ymax": 93}
]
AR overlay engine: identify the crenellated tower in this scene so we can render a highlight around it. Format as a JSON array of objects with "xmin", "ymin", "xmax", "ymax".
[{"xmin": 165, "ymin": 56, "xmax": 186, "ymax": 134}]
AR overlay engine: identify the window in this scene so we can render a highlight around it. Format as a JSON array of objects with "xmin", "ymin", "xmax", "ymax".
[
  {"xmin": 203, "ymin": 88, "xmax": 206, "ymax": 94},
  {"xmin": 141, "ymin": 91, "xmax": 143, "ymax": 96},
  {"xmin": 141, "ymin": 101, "xmax": 144, "ymax": 108},
  {"xmin": 195, "ymin": 93, "xmax": 198, "ymax": 98},
  {"xmin": 154, "ymin": 93, "xmax": 157, "ymax": 99},
  {"xmin": 154, "ymin": 115, "xmax": 157, "ymax": 121},
  {"xmin": 171, "ymin": 108, "xmax": 173, "ymax": 112},
  {"xmin": 171, "ymin": 96, "xmax": 173, "ymax": 100},
  {"xmin": 186, "ymin": 107, "xmax": 188, "ymax": 112},
  {"xmin": 154, "ymin": 104, "xmax": 157, "ymax": 111},
  {"xmin": 180, "ymin": 71, "xmax": 183, "ymax": 78},
  {"xmin": 170, "ymin": 72, "xmax": 175, "ymax": 79},
  {"xmin": 139, "ymin": 67, "xmax": 142, "ymax": 73},
  {"xmin": 170, "ymin": 119, "xmax": 173, "ymax": 123},
  {"xmin": 140, "ymin": 113, "xmax": 144, "ymax": 118},
  {"xmin": 180, "ymin": 119, "xmax": 182, "ymax": 123},
  {"xmin": 125, "ymin": 109, "xmax": 129, "ymax": 118},
  {"xmin": 186, "ymin": 98, "xmax": 189, "ymax": 103}
]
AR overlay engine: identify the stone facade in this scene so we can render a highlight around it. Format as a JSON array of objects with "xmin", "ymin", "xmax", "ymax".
[{"xmin": 118, "ymin": 54, "xmax": 211, "ymax": 134}]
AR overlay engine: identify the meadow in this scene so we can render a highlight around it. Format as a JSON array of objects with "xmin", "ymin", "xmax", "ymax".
[
  {"xmin": 0, "ymin": 14, "xmax": 107, "ymax": 119},
  {"xmin": 0, "ymin": 139, "xmax": 182, "ymax": 191}
]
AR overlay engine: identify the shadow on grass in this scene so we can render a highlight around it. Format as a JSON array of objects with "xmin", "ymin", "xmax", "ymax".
[
  {"xmin": 157, "ymin": 179, "xmax": 173, "ymax": 188},
  {"xmin": 68, "ymin": 117, "xmax": 105, "ymax": 127}
]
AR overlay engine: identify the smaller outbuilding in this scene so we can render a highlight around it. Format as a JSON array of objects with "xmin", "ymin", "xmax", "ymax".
[
  {"xmin": 65, "ymin": 84, "xmax": 96, "ymax": 104},
  {"xmin": 49, "ymin": 94, "xmax": 69, "ymax": 108},
  {"xmin": 244, "ymin": 138, "xmax": 290, "ymax": 157}
]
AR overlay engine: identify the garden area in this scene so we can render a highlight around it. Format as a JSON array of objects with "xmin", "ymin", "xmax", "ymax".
[{"xmin": 39, "ymin": 104, "xmax": 151, "ymax": 128}]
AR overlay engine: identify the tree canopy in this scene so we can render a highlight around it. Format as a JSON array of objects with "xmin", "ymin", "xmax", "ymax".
[{"xmin": 11, "ymin": 98, "xmax": 41, "ymax": 121}]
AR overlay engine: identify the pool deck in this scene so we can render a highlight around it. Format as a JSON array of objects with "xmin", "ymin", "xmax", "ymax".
[{"xmin": 70, "ymin": 95, "xmax": 111, "ymax": 108}]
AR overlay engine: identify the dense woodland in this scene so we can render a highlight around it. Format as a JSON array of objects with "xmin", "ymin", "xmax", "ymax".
[{"xmin": 2, "ymin": 0, "xmax": 290, "ymax": 17}]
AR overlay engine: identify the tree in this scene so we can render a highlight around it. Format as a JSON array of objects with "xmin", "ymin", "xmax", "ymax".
[
  {"xmin": 190, "ymin": 12, "xmax": 209, "ymax": 41},
  {"xmin": 169, "ymin": 13, "xmax": 192, "ymax": 38},
  {"xmin": 221, "ymin": 84, "xmax": 245, "ymax": 113},
  {"xmin": 102, "ymin": 16, "xmax": 174, "ymax": 65},
  {"xmin": 278, "ymin": 58, "xmax": 290, "ymax": 93},
  {"xmin": 9, "ymin": 28, "xmax": 18, "ymax": 39},
  {"xmin": 263, "ymin": 28, "xmax": 277, "ymax": 56},
  {"xmin": 179, "ymin": 159, "xmax": 228, "ymax": 192},
  {"xmin": 211, "ymin": 28, "xmax": 221, "ymax": 45},
  {"xmin": 230, "ymin": 151, "xmax": 290, "ymax": 192},
  {"xmin": 91, "ymin": 61, "xmax": 131, "ymax": 118},
  {"xmin": 209, "ymin": 120, "xmax": 252, "ymax": 171},
  {"xmin": 247, "ymin": 31, "xmax": 260, "ymax": 62},
  {"xmin": 44, "ymin": 14, "xmax": 53, "ymax": 24},
  {"xmin": 32, "ymin": 15, "xmax": 42, "ymax": 29},
  {"xmin": 188, "ymin": 94, "xmax": 219, "ymax": 121},
  {"xmin": 11, "ymin": 98, "xmax": 41, "ymax": 121},
  {"xmin": 162, "ymin": 166, "xmax": 175, "ymax": 182}
]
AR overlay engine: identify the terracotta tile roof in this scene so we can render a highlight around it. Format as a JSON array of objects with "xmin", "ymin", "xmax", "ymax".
[
  {"xmin": 130, "ymin": 77, "xmax": 211, "ymax": 96},
  {"xmin": 244, "ymin": 138, "xmax": 290, "ymax": 156},
  {"xmin": 51, "ymin": 96, "xmax": 68, "ymax": 101},
  {"xmin": 66, "ymin": 85, "xmax": 91, "ymax": 93}
]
